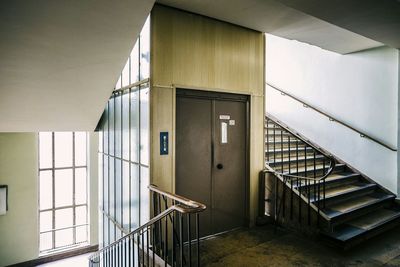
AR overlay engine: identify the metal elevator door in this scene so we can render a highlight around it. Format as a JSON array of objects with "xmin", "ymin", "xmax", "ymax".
[{"xmin": 176, "ymin": 89, "xmax": 248, "ymax": 237}]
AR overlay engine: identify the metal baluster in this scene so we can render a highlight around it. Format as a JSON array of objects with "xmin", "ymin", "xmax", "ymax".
[
  {"xmin": 288, "ymin": 136, "xmax": 293, "ymax": 220},
  {"xmin": 273, "ymin": 124, "xmax": 276, "ymax": 165},
  {"xmin": 196, "ymin": 213, "xmax": 200, "ymax": 267},
  {"xmin": 147, "ymin": 226, "xmax": 150, "ymax": 267},
  {"xmin": 165, "ymin": 212, "xmax": 168, "ymax": 267},
  {"xmin": 281, "ymin": 130, "xmax": 284, "ymax": 174},
  {"xmin": 323, "ymin": 159, "xmax": 326, "ymax": 208},
  {"xmin": 137, "ymin": 233, "xmax": 140, "ymax": 267},
  {"xmin": 188, "ymin": 214, "xmax": 192, "ymax": 267},
  {"xmin": 180, "ymin": 213, "xmax": 184, "ymax": 267},
  {"xmin": 141, "ymin": 230, "xmax": 145, "ymax": 267},
  {"xmin": 152, "ymin": 224, "xmax": 156, "ymax": 267},
  {"xmin": 172, "ymin": 203, "xmax": 176, "ymax": 267}
]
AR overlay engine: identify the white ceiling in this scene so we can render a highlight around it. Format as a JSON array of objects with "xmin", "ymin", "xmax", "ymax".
[
  {"xmin": 157, "ymin": 0, "xmax": 383, "ymax": 54},
  {"xmin": 0, "ymin": 0, "xmax": 154, "ymax": 132},
  {"xmin": 276, "ymin": 0, "xmax": 400, "ymax": 49},
  {"xmin": 0, "ymin": 0, "xmax": 394, "ymax": 132}
]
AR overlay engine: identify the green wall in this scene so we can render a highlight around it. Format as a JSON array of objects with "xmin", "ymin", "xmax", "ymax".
[{"xmin": 0, "ymin": 133, "xmax": 39, "ymax": 267}]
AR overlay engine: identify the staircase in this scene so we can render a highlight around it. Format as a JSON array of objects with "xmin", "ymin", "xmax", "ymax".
[{"xmin": 263, "ymin": 114, "xmax": 400, "ymax": 248}]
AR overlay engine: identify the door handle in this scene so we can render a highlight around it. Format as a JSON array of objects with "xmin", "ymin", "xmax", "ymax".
[{"xmin": 216, "ymin": 163, "xmax": 223, "ymax": 170}]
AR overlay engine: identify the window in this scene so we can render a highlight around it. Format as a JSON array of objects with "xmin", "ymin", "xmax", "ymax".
[
  {"xmin": 39, "ymin": 132, "xmax": 88, "ymax": 253},
  {"xmin": 98, "ymin": 15, "xmax": 150, "ymax": 247}
]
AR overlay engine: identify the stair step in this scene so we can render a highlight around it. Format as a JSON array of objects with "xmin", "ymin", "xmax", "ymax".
[
  {"xmin": 313, "ymin": 182, "xmax": 376, "ymax": 206},
  {"xmin": 325, "ymin": 207, "xmax": 400, "ymax": 244},
  {"xmin": 279, "ymin": 163, "xmax": 345, "ymax": 177},
  {"xmin": 265, "ymin": 147, "xmax": 314, "ymax": 155},
  {"xmin": 265, "ymin": 140, "xmax": 306, "ymax": 149},
  {"xmin": 267, "ymin": 154, "xmax": 325, "ymax": 166},
  {"xmin": 296, "ymin": 173, "xmax": 360, "ymax": 191},
  {"xmin": 323, "ymin": 192, "xmax": 395, "ymax": 224}
]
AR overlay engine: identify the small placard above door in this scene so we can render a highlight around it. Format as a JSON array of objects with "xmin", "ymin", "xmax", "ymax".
[{"xmin": 219, "ymin": 115, "xmax": 230, "ymax": 120}]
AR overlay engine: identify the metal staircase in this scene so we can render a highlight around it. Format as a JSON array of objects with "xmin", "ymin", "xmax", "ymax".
[{"xmin": 261, "ymin": 114, "xmax": 400, "ymax": 249}]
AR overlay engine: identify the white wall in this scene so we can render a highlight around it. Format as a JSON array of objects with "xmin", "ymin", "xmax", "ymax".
[{"xmin": 266, "ymin": 34, "xmax": 399, "ymax": 193}]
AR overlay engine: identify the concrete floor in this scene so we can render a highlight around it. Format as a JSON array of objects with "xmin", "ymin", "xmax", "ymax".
[
  {"xmin": 37, "ymin": 253, "xmax": 92, "ymax": 267},
  {"xmin": 199, "ymin": 224, "xmax": 400, "ymax": 267}
]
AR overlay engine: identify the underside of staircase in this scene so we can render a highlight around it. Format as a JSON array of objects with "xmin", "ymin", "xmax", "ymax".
[{"xmin": 265, "ymin": 114, "xmax": 400, "ymax": 249}]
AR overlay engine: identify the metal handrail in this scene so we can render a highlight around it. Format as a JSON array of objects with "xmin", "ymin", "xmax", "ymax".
[
  {"xmin": 89, "ymin": 184, "xmax": 206, "ymax": 262},
  {"xmin": 266, "ymin": 114, "xmax": 336, "ymax": 181},
  {"xmin": 267, "ymin": 82, "xmax": 397, "ymax": 152}
]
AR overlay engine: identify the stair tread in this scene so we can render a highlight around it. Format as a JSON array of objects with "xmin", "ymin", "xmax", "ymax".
[
  {"xmin": 327, "ymin": 208, "xmax": 400, "ymax": 242},
  {"xmin": 279, "ymin": 163, "xmax": 344, "ymax": 175},
  {"xmin": 265, "ymin": 147, "xmax": 312, "ymax": 153},
  {"xmin": 323, "ymin": 193, "xmax": 395, "ymax": 219},
  {"xmin": 267, "ymin": 154, "xmax": 325, "ymax": 164},
  {"xmin": 319, "ymin": 182, "xmax": 375, "ymax": 199}
]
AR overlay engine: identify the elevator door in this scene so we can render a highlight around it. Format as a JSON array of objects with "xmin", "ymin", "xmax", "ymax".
[{"xmin": 176, "ymin": 90, "xmax": 247, "ymax": 237}]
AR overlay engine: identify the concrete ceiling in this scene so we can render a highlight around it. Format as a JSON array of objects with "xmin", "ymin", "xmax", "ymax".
[
  {"xmin": 157, "ymin": 0, "xmax": 383, "ymax": 54},
  {"xmin": 276, "ymin": 0, "xmax": 400, "ymax": 49},
  {"xmin": 0, "ymin": 0, "xmax": 154, "ymax": 132}
]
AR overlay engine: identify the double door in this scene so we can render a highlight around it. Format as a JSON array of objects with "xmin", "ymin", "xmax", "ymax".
[{"xmin": 176, "ymin": 89, "xmax": 248, "ymax": 237}]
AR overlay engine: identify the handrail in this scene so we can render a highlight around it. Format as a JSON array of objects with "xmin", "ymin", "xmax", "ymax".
[
  {"xmin": 149, "ymin": 184, "xmax": 207, "ymax": 213},
  {"xmin": 267, "ymin": 83, "xmax": 397, "ymax": 152},
  {"xmin": 266, "ymin": 113, "xmax": 336, "ymax": 181},
  {"xmin": 89, "ymin": 184, "xmax": 206, "ymax": 262}
]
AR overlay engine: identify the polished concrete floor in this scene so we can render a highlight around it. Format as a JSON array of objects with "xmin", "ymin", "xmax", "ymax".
[{"xmin": 199, "ymin": 224, "xmax": 400, "ymax": 267}]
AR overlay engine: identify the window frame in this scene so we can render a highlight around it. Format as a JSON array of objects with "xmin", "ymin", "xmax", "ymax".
[{"xmin": 38, "ymin": 132, "xmax": 89, "ymax": 254}]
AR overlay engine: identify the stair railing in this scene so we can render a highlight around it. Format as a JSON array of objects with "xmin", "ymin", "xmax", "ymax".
[
  {"xmin": 89, "ymin": 184, "xmax": 206, "ymax": 267},
  {"xmin": 260, "ymin": 114, "xmax": 336, "ymax": 228},
  {"xmin": 267, "ymin": 83, "xmax": 397, "ymax": 152}
]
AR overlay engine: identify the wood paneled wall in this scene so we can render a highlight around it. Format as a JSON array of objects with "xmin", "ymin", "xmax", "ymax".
[{"xmin": 150, "ymin": 4, "xmax": 265, "ymax": 225}]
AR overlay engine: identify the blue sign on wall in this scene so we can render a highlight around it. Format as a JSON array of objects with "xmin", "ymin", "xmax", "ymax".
[{"xmin": 160, "ymin": 132, "xmax": 168, "ymax": 155}]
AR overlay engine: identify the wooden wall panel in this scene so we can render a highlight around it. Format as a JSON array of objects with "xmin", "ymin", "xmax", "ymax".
[{"xmin": 150, "ymin": 4, "xmax": 265, "ymax": 225}]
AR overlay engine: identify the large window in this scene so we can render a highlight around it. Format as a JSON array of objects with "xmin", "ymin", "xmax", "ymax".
[
  {"xmin": 39, "ymin": 132, "xmax": 88, "ymax": 253},
  {"xmin": 98, "ymin": 15, "xmax": 150, "ymax": 247}
]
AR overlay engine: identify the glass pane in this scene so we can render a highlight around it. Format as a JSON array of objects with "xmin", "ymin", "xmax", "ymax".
[
  {"xmin": 98, "ymin": 154, "xmax": 103, "ymax": 209},
  {"xmin": 99, "ymin": 131, "xmax": 103, "ymax": 153},
  {"xmin": 76, "ymin": 225, "xmax": 88, "ymax": 243},
  {"xmin": 40, "ymin": 170, "xmax": 52, "ymax": 210},
  {"xmin": 55, "ymin": 208, "xmax": 73, "ymax": 229},
  {"xmin": 140, "ymin": 166, "xmax": 150, "ymax": 225},
  {"xmin": 122, "ymin": 162, "xmax": 130, "ymax": 229},
  {"xmin": 76, "ymin": 206, "xmax": 87, "ymax": 225},
  {"xmin": 130, "ymin": 88, "xmax": 139, "ymax": 163},
  {"xmin": 103, "ymin": 156, "xmax": 109, "ymax": 213},
  {"xmin": 130, "ymin": 41, "xmax": 139, "ymax": 83},
  {"xmin": 40, "ymin": 211, "xmax": 53, "ymax": 232},
  {"xmin": 122, "ymin": 58, "xmax": 130, "ymax": 87},
  {"xmin": 103, "ymin": 214, "xmax": 109, "ymax": 246},
  {"xmin": 140, "ymin": 16, "xmax": 150, "ymax": 80},
  {"xmin": 115, "ymin": 74, "xmax": 122, "ymax": 89},
  {"xmin": 75, "ymin": 168, "xmax": 87, "ymax": 205},
  {"xmin": 130, "ymin": 164, "xmax": 139, "ymax": 230},
  {"xmin": 109, "ymin": 223, "xmax": 115, "ymax": 243},
  {"xmin": 55, "ymin": 228, "xmax": 73, "ymax": 247},
  {"xmin": 115, "ymin": 159, "xmax": 122, "ymax": 224},
  {"xmin": 109, "ymin": 159, "xmax": 115, "ymax": 218},
  {"xmin": 140, "ymin": 87, "xmax": 149, "ymax": 165},
  {"xmin": 109, "ymin": 98, "xmax": 115, "ymax": 156},
  {"xmin": 54, "ymin": 132, "xmax": 73, "ymax": 168},
  {"xmin": 55, "ymin": 169, "xmax": 73, "ymax": 207},
  {"xmin": 122, "ymin": 92, "xmax": 130, "ymax": 160},
  {"xmin": 115, "ymin": 94, "xmax": 122, "ymax": 158},
  {"xmin": 75, "ymin": 132, "xmax": 87, "ymax": 166},
  {"xmin": 39, "ymin": 132, "xmax": 52, "ymax": 169},
  {"xmin": 104, "ymin": 104, "xmax": 109, "ymax": 155},
  {"xmin": 40, "ymin": 232, "xmax": 53, "ymax": 251}
]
